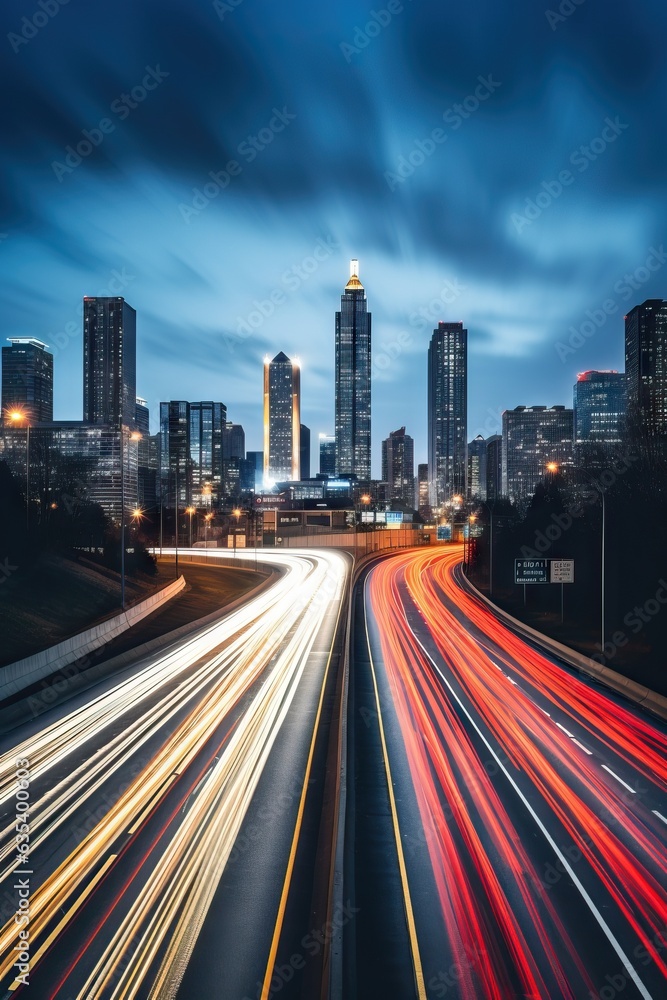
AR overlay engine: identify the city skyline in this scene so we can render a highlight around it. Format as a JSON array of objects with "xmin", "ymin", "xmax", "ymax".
[
  {"xmin": 3, "ymin": 1, "xmax": 666, "ymax": 476},
  {"xmin": 2, "ymin": 268, "xmax": 649, "ymax": 478}
]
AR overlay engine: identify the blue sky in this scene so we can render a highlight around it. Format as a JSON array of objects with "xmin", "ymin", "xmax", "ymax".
[{"xmin": 1, "ymin": 0, "xmax": 666, "ymax": 475}]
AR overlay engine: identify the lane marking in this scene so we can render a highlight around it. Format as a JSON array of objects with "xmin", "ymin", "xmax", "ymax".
[
  {"xmin": 11, "ymin": 854, "xmax": 118, "ymax": 988},
  {"xmin": 652, "ymin": 810, "xmax": 667, "ymax": 826},
  {"xmin": 571, "ymin": 739, "xmax": 593, "ymax": 756},
  {"xmin": 259, "ymin": 568, "xmax": 347, "ymax": 1000},
  {"xmin": 364, "ymin": 581, "xmax": 427, "ymax": 1000},
  {"xmin": 127, "ymin": 774, "xmax": 178, "ymax": 836},
  {"xmin": 556, "ymin": 723, "xmax": 575, "ymax": 739},
  {"xmin": 406, "ymin": 621, "xmax": 652, "ymax": 1000},
  {"xmin": 601, "ymin": 765, "xmax": 636, "ymax": 795}
]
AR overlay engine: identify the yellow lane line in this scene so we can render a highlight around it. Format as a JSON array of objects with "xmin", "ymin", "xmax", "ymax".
[
  {"xmin": 9, "ymin": 854, "xmax": 118, "ymax": 991},
  {"xmin": 260, "ymin": 590, "xmax": 345, "ymax": 1000},
  {"xmin": 363, "ymin": 579, "xmax": 427, "ymax": 1000}
]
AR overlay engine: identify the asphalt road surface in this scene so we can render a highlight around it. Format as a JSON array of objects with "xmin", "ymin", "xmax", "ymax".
[
  {"xmin": 346, "ymin": 546, "xmax": 667, "ymax": 1000},
  {"xmin": 0, "ymin": 549, "xmax": 350, "ymax": 1000}
]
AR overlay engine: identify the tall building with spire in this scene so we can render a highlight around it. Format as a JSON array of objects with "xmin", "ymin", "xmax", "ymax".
[
  {"xmin": 335, "ymin": 259, "xmax": 371, "ymax": 480},
  {"xmin": 263, "ymin": 352, "xmax": 301, "ymax": 485}
]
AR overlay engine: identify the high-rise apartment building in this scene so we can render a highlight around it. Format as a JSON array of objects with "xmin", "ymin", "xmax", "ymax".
[
  {"xmin": 625, "ymin": 300, "xmax": 667, "ymax": 438},
  {"xmin": 319, "ymin": 434, "xmax": 336, "ymax": 476},
  {"xmin": 573, "ymin": 370, "xmax": 626, "ymax": 461},
  {"xmin": 300, "ymin": 424, "xmax": 311, "ymax": 480},
  {"xmin": 428, "ymin": 322, "xmax": 467, "ymax": 509},
  {"xmin": 191, "ymin": 402, "xmax": 227, "ymax": 505},
  {"xmin": 83, "ymin": 297, "xmax": 136, "ymax": 430},
  {"xmin": 485, "ymin": 434, "xmax": 502, "ymax": 501},
  {"xmin": 467, "ymin": 434, "xmax": 487, "ymax": 500},
  {"xmin": 263, "ymin": 352, "xmax": 300, "ymax": 485},
  {"xmin": 160, "ymin": 401, "xmax": 191, "ymax": 507},
  {"xmin": 417, "ymin": 463, "xmax": 431, "ymax": 520},
  {"xmin": 1, "ymin": 338, "xmax": 53, "ymax": 423},
  {"xmin": 222, "ymin": 420, "xmax": 246, "ymax": 499},
  {"xmin": 381, "ymin": 426, "xmax": 415, "ymax": 508},
  {"xmin": 502, "ymin": 405, "xmax": 573, "ymax": 505},
  {"xmin": 335, "ymin": 260, "xmax": 371, "ymax": 479}
]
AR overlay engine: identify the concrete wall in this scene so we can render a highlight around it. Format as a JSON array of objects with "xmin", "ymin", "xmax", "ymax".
[{"xmin": 0, "ymin": 575, "xmax": 186, "ymax": 702}]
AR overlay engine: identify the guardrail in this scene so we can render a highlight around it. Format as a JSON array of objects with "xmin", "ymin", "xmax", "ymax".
[{"xmin": 457, "ymin": 566, "xmax": 667, "ymax": 722}]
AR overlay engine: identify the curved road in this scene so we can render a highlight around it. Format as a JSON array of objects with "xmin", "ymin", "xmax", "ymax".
[
  {"xmin": 0, "ymin": 549, "xmax": 349, "ymax": 1000},
  {"xmin": 349, "ymin": 545, "xmax": 667, "ymax": 1000}
]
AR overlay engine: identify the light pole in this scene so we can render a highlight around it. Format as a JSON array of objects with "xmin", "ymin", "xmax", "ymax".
[
  {"xmin": 232, "ymin": 507, "xmax": 241, "ymax": 557},
  {"xmin": 204, "ymin": 512, "xmax": 213, "ymax": 552},
  {"xmin": 120, "ymin": 428, "xmax": 142, "ymax": 610},
  {"xmin": 174, "ymin": 462, "xmax": 179, "ymax": 577},
  {"xmin": 186, "ymin": 506, "xmax": 196, "ymax": 549},
  {"xmin": 8, "ymin": 410, "xmax": 30, "ymax": 531}
]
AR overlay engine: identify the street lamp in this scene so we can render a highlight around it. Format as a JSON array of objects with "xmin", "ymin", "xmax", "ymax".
[
  {"xmin": 232, "ymin": 507, "xmax": 241, "ymax": 557},
  {"xmin": 204, "ymin": 512, "xmax": 213, "ymax": 550},
  {"xmin": 120, "ymin": 429, "xmax": 142, "ymax": 610},
  {"xmin": 185, "ymin": 506, "xmax": 196, "ymax": 548},
  {"xmin": 7, "ymin": 409, "xmax": 30, "ymax": 531}
]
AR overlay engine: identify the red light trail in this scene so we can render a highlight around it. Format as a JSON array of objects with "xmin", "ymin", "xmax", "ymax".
[{"xmin": 364, "ymin": 546, "xmax": 667, "ymax": 999}]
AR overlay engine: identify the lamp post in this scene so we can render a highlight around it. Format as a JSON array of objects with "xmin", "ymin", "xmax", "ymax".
[
  {"xmin": 232, "ymin": 507, "xmax": 241, "ymax": 557},
  {"xmin": 8, "ymin": 410, "xmax": 30, "ymax": 531},
  {"xmin": 186, "ymin": 506, "xmax": 196, "ymax": 549},
  {"xmin": 204, "ymin": 512, "xmax": 213, "ymax": 552},
  {"xmin": 174, "ymin": 461, "xmax": 179, "ymax": 577},
  {"xmin": 120, "ymin": 428, "xmax": 142, "ymax": 610}
]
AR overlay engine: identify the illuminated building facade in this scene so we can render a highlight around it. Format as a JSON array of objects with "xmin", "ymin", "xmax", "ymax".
[
  {"xmin": 263, "ymin": 352, "xmax": 301, "ymax": 485},
  {"xmin": 335, "ymin": 260, "xmax": 371, "ymax": 479}
]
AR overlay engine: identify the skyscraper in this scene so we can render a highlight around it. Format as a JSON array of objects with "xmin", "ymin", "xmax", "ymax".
[
  {"xmin": 300, "ymin": 424, "xmax": 311, "ymax": 479},
  {"xmin": 1, "ymin": 338, "xmax": 53, "ymax": 423},
  {"xmin": 417, "ymin": 463, "xmax": 431, "ymax": 520},
  {"xmin": 319, "ymin": 433, "xmax": 336, "ymax": 476},
  {"xmin": 263, "ymin": 352, "xmax": 301, "ymax": 485},
  {"xmin": 223, "ymin": 420, "xmax": 246, "ymax": 499},
  {"xmin": 428, "ymin": 321, "xmax": 467, "ymax": 509},
  {"xmin": 191, "ymin": 402, "xmax": 227, "ymax": 504},
  {"xmin": 83, "ymin": 297, "xmax": 136, "ymax": 430},
  {"xmin": 485, "ymin": 434, "xmax": 502, "ymax": 501},
  {"xmin": 160, "ymin": 401, "xmax": 191, "ymax": 507},
  {"xmin": 382, "ymin": 426, "xmax": 415, "ymax": 508},
  {"xmin": 135, "ymin": 397, "xmax": 154, "ymax": 509},
  {"xmin": 625, "ymin": 300, "xmax": 667, "ymax": 438},
  {"xmin": 502, "ymin": 405, "xmax": 573, "ymax": 505},
  {"xmin": 246, "ymin": 450, "xmax": 264, "ymax": 492},
  {"xmin": 573, "ymin": 370, "xmax": 626, "ymax": 462},
  {"xmin": 467, "ymin": 434, "xmax": 487, "ymax": 500},
  {"xmin": 335, "ymin": 260, "xmax": 371, "ymax": 479}
]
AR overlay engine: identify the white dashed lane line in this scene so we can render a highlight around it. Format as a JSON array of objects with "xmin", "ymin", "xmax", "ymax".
[{"xmin": 602, "ymin": 764, "xmax": 637, "ymax": 795}]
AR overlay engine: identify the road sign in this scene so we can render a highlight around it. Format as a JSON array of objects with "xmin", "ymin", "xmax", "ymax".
[
  {"xmin": 515, "ymin": 558, "xmax": 549, "ymax": 584},
  {"xmin": 550, "ymin": 559, "xmax": 574, "ymax": 584}
]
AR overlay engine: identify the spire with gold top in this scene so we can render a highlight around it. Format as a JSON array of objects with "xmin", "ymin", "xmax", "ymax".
[{"xmin": 345, "ymin": 258, "xmax": 364, "ymax": 291}]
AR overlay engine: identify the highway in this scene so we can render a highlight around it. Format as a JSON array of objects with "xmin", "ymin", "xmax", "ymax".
[
  {"xmin": 0, "ymin": 548, "xmax": 349, "ymax": 1000},
  {"xmin": 347, "ymin": 546, "xmax": 667, "ymax": 1000}
]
